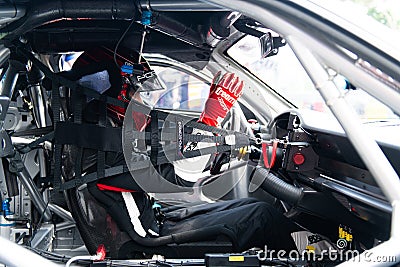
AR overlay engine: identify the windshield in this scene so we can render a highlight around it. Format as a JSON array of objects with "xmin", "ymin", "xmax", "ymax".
[
  {"xmin": 227, "ymin": 0, "xmax": 399, "ymax": 121},
  {"xmin": 306, "ymin": 0, "xmax": 400, "ymax": 60},
  {"xmin": 329, "ymin": 0, "xmax": 400, "ymax": 31}
]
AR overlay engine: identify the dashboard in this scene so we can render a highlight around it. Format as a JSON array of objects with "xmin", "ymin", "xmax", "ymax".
[{"xmin": 268, "ymin": 110, "xmax": 399, "ymax": 245}]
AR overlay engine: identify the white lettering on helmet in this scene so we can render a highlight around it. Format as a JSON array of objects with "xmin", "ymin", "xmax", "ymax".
[{"xmin": 137, "ymin": 70, "xmax": 156, "ymax": 83}]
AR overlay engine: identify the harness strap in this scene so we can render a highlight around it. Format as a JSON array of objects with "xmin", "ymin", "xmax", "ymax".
[
  {"xmin": 186, "ymin": 120, "xmax": 229, "ymax": 136},
  {"xmin": 52, "ymin": 80, "xmax": 62, "ymax": 190},
  {"xmin": 97, "ymin": 99, "xmax": 107, "ymax": 179},
  {"xmin": 55, "ymin": 122, "xmax": 239, "ymax": 153},
  {"xmin": 55, "ymin": 122, "xmax": 123, "ymax": 151},
  {"xmin": 12, "ymin": 126, "xmax": 53, "ymax": 137},
  {"xmin": 16, "ymin": 48, "xmax": 152, "ymax": 112},
  {"xmin": 121, "ymin": 192, "xmax": 147, "ymax": 237},
  {"xmin": 72, "ymin": 91, "xmax": 84, "ymax": 185},
  {"xmin": 18, "ymin": 132, "xmax": 55, "ymax": 154},
  {"xmin": 150, "ymin": 110, "xmax": 159, "ymax": 166},
  {"xmin": 60, "ymin": 162, "xmax": 149, "ymax": 190},
  {"xmin": 17, "ymin": 49, "xmax": 256, "ymax": 191}
]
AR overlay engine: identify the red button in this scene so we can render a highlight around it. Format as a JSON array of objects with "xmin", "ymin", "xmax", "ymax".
[{"xmin": 293, "ymin": 153, "xmax": 305, "ymax": 165}]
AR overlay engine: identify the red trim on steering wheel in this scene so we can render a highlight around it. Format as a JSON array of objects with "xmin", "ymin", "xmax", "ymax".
[{"xmin": 262, "ymin": 140, "xmax": 278, "ymax": 169}]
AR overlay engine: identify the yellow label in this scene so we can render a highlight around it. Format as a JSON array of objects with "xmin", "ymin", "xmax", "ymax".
[
  {"xmin": 339, "ymin": 227, "xmax": 344, "ymax": 238},
  {"xmin": 229, "ymin": 256, "xmax": 245, "ymax": 262},
  {"xmin": 306, "ymin": 246, "xmax": 315, "ymax": 252},
  {"xmin": 347, "ymin": 234, "xmax": 353, "ymax": 242},
  {"xmin": 339, "ymin": 226, "xmax": 353, "ymax": 242}
]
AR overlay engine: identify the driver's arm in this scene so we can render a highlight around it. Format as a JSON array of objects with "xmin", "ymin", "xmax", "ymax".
[{"xmin": 170, "ymin": 72, "xmax": 245, "ymax": 183}]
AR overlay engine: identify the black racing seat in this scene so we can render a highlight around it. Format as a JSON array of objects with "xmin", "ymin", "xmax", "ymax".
[
  {"xmin": 58, "ymin": 99, "xmax": 242, "ymax": 258},
  {"xmin": 67, "ymin": 173, "xmax": 240, "ymax": 259},
  {"xmin": 60, "ymin": 105, "xmax": 298, "ymax": 259}
]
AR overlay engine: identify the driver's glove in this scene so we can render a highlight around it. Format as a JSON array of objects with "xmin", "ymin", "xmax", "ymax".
[
  {"xmin": 198, "ymin": 72, "xmax": 244, "ymax": 127},
  {"xmin": 174, "ymin": 73, "xmax": 244, "ymax": 180}
]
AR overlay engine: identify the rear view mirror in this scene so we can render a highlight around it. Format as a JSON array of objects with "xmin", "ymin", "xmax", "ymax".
[
  {"xmin": 259, "ymin": 32, "xmax": 286, "ymax": 58},
  {"xmin": 260, "ymin": 32, "xmax": 274, "ymax": 58}
]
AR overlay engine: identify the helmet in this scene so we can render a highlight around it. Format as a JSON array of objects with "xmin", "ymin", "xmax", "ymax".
[
  {"xmin": 72, "ymin": 46, "xmax": 164, "ymax": 94},
  {"xmin": 70, "ymin": 46, "xmax": 164, "ymax": 124}
]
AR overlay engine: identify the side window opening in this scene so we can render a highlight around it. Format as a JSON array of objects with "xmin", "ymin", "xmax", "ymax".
[{"xmin": 141, "ymin": 66, "xmax": 210, "ymax": 112}]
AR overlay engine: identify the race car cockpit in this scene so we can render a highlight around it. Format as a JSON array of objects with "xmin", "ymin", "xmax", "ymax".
[{"xmin": 0, "ymin": 1, "xmax": 399, "ymax": 267}]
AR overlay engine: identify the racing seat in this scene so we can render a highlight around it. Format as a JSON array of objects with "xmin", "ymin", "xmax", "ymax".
[
  {"xmin": 59, "ymin": 114, "xmax": 241, "ymax": 258},
  {"xmin": 59, "ymin": 105, "xmax": 298, "ymax": 258}
]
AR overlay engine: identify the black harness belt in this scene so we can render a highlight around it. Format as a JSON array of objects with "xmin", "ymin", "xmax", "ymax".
[
  {"xmin": 60, "ymin": 164, "xmax": 150, "ymax": 191},
  {"xmin": 55, "ymin": 122, "xmax": 123, "ymax": 152},
  {"xmin": 17, "ymin": 47, "xmax": 257, "ymax": 192},
  {"xmin": 54, "ymin": 111, "xmax": 255, "ymax": 190}
]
